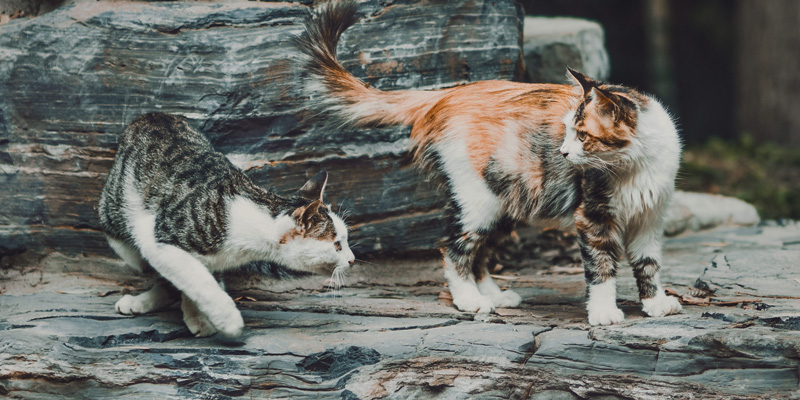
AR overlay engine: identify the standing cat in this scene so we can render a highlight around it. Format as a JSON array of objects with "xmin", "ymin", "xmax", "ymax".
[
  {"xmin": 296, "ymin": 1, "xmax": 682, "ymax": 325},
  {"xmin": 99, "ymin": 112, "xmax": 355, "ymax": 337}
]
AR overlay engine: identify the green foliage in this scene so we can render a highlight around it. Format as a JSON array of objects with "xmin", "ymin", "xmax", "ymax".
[{"xmin": 679, "ymin": 135, "xmax": 800, "ymax": 219}]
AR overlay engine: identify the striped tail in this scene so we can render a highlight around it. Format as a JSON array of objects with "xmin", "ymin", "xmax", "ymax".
[{"xmin": 295, "ymin": 0, "xmax": 441, "ymax": 127}]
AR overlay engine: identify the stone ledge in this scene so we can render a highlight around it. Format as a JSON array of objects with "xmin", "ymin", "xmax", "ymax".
[{"xmin": 1, "ymin": 224, "xmax": 799, "ymax": 399}]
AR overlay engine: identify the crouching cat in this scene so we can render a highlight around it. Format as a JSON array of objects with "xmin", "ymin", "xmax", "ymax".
[
  {"xmin": 297, "ymin": 1, "xmax": 682, "ymax": 325},
  {"xmin": 98, "ymin": 113, "xmax": 355, "ymax": 337}
]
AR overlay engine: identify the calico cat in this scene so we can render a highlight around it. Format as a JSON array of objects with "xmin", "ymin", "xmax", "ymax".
[
  {"xmin": 98, "ymin": 112, "xmax": 355, "ymax": 337},
  {"xmin": 296, "ymin": 1, "xmax": 682, "ymax": 325}
]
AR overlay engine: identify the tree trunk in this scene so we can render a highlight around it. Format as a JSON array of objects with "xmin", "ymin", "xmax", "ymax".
[{"xmin": 737, "ymin": 0, "xmax": 800, "ymax": 146}]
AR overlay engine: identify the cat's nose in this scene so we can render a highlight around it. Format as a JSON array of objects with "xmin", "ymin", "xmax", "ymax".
[
  {"xmin": 561, "ymin": 151, "xmax": 569, "ymax": 158},
  {"xmin": 348, "ymin": 259, "xmax": 355, "ymax": 265}
]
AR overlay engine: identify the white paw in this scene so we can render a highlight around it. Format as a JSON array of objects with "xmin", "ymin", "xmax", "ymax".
[
  {"xmin": 588, "ymin": 304, "xmax": 625, "ymax": 326},
  {"xmin": 642, "ymin": 294, "xmax": 683, "ymax": 318},
  {"xmin": 115, "ymin": 294, "xmax": 146, "ymax": 315},
  {"xmin": 214, "ymin": 310, "xmax": 244, "ymax": 338},
  {"xmin": 184, "ymin": 312, "xmax": 217, "ymax": 338},
  {"xmin": 488, "ymin": 289, "xmax": 522, "ymax": 308},
  {"xmin": 452, "ymin": 292, "xmax": 495, "ymax": 314}
]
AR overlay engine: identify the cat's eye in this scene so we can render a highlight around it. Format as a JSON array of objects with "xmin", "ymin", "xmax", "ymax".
[
  {"xmin": 576, "ymin": 130, "xmax": 588, "ymax": 142},
  {"xmin": 334, "ymin": 241, "xmax": 342, "ymax": 251}
]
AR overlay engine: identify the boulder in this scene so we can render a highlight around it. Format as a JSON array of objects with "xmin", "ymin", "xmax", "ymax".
[
  {"xmin": 0, "ymin": 0, "xmax": 524, "ymax": 266},
  {"xmin": 523, "ymin": 16, "xmax": 610, "ymax": 83},
  {"xmin": 665, "ymin": 191, "xmax": 761, "ymax": 236}
]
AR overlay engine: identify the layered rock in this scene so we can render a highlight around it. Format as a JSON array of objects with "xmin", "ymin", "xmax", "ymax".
[
  {"xmin": 0, "ymin": 0, "xmax": 758, "ymax": 269},
  {"xmin": 0, "ymin": 0, "xmax": 524, "ymax": 265},
  {"xmin": 1, "ymin": 223, "xmax": 799, "ymax": 399}
]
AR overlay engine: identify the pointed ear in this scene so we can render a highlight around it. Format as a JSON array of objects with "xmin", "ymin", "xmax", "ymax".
[
  {"xmin": 590, "ymin": 87, "xmax": 622, "ymax": 119},
  {"xmin": 297, "ymin": 170, "xmax": 328, "ymax": 202},
  {"xmin": 291, "ymin": 199, "xmax": 323, "ymax": 229},
  {"xmin": 301, "ymin": 199, "xmax": 323, "ymax": 227},
  {"xmin": 566, "ymin": 67, "xmax": 597, "ymax": 97}
]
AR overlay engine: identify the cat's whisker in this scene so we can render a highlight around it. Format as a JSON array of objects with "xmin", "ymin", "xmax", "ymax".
[{"xmin": 325, "ymin": 266, "xmax": 350, "ymax": 298}]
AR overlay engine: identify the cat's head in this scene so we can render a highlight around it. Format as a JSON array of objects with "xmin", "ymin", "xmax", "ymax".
[
  {"xmin": 277, "ymin": 170, "xmax": 355, "ymax": 274},
  {"xmin": 559, "ymin": 67, "xmax": 650, "ymax": 166}
]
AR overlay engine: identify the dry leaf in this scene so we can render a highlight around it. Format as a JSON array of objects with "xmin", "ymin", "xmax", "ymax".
[
  {"xmin": 547, "ymin": 266, "xmax": 583, "ymax": 274},
  {"xmin": 490, "ymin": 274, "xmax": 518, "ymax": 281},
  {"xmin": 438, "ymin": 291, "xmax": 454, "ymax": 306}
]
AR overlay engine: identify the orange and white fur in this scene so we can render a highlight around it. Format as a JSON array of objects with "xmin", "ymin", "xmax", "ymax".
[{"xmin": 297, "ymin": 0, "xmax": 682, "ymax": 325}]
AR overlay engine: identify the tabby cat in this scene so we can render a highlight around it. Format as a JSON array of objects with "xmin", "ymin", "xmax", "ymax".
[
  {"xmin": 296, "ymin": 1, "xmax": 682, "ymax": 325},
  {"xmin": 99, "ymin": 113, "xmax": 355, "ymax": 337}
]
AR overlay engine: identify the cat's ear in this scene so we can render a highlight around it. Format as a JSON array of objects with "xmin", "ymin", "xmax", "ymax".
[
  {"xmin": 590, "ymin": 87, "xmax": 622, "ymax": 120},
  {"xmin": 292, "ymin": 199, "xmax": 323, "ymax": 229},
  {"xmin": 298, "ymin": 170, "xmax": 328, "ymax": 202},
  {"xmin": 566, "ymin": 67, "xmax": 597, "ymax": 97}
]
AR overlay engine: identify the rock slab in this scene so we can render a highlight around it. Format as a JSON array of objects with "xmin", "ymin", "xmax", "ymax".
[
  {"xmin": 523, "ymin": 16, "xmax": 610, "ymax": 83},
  {"xmin": 1, "ymin": 224, "xmax": 799, "ymax": 399},
  {"xmin": 0, "ymin": 0, "xmax": 524, "ymax": 264}
]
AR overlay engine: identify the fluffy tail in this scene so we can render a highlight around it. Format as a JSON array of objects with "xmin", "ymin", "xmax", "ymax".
[{"xmin": 295, "ymin": 0, "xmax": 440, "ymax": 127}]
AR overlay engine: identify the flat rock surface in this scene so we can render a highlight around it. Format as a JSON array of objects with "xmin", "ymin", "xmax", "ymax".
[{"xmin": 2, "ymin": 223, "xmax": 799, "ymax": 399}]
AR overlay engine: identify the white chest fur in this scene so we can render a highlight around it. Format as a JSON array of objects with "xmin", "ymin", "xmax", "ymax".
[{"xmin": 611, "ymin": 98, "xmax": 681, "ymax": 230}]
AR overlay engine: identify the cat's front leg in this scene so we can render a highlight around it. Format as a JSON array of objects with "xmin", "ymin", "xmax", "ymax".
[
  {"xmin": 627, "ymin": 227, "xmax": 682, "ymax": 318},
  {"xmin": 181, "ymin": 293, "xmax": 217, "ymax": 338},
  {"xmin": 576, "ymin": 205, "xmax": 625, "ymax": 326},
  {"xmin": 132, "ymin": 215, "xmax": 244, "ymax": 337},
  {"xmin": 148, "ymin": 246, "xmax": 243, "ymax": 338}
]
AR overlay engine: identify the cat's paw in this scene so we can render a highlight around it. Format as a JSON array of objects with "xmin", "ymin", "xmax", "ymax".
[
  {"xmin": 184, "ymin": 312, "xmax": 217, "ymax": 338},
  {"xmin": 588, "ymin": 305, "xmax": 625, "ymax": 326},
  {"xmin": 488, "ymin": 289, "xmax": 523, "ymax": 308},
  {"xmin": 642, "ymin": 293, "xmax": 682, "ymax": 318},
  {"xmin": 452, "ymin": 293, "xmax": 495, "ymax": 314},
  {"xmin": 213, "ymin": 310, "xmax": 245, "ymax": 338},
  {"xmin": 115, "ymin": 294, "xmax": 146, "ymax": 315}
]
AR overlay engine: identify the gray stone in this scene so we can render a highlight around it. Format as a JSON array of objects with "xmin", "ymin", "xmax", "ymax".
[
  {"xmin": 0, "ymin": 0, "xmax": 524, "ymax": 264},
  {"xmin": 3, "ymin": 225, "xmax": 800, "ymax": 398},
  {"xmin": 523, "ymin": 16, "xmax": 610, "ymax": 83},
  {"xmin": 667, "ymin": 191, "xmax": 761, "ymax": 235},
  {"xmin": 530, "ymin": 390, "xmax": 580, "ymax": 400}
]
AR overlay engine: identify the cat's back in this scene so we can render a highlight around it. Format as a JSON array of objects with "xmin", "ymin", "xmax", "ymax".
[
  {"xmin": 118, "ymin": 112, "xmax": 212, "ymax": 156},
  {"xmin": 99, "ymin": 113, "xmax": 245, "ymax": 241}
]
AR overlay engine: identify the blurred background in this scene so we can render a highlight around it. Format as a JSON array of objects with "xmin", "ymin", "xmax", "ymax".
[{"xmin": 521, "ymin": 0, "xmax": 800, "ymax": 220}]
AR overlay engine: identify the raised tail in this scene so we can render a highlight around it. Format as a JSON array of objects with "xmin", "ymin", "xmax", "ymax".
[{"xmin": 295, "ymin": 0, "xmax": 441, "ymax": 127}]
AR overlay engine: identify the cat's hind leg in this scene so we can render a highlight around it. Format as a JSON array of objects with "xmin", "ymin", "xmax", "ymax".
[
  {"xmin": 108, "ymin": 237, "xmax": 179, "ymax": 314},
  {"xmin": 476, "ymin": 271, "xmax": 522, "ymax": 308},
  {"xmin": 107, "ymin": 236, "xmax": 147, "ymax": 273},
  {"xmin": 442, "ymin": 212, "xmax": 522, "ymax": 313},
  {"xmin": 115, "ymin": 278, "xmax": 179, "ymax": 315},
  {"xmin": 474, "ymin": 218, "xmax": 522, "ymax": 308},
  {"xmin": 443, "ymin": 254, "xmax": 494, "ymax": 314},
  {"xmin": 435, "ymin": 140, "xmax": 518, "ymax": 313}
]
